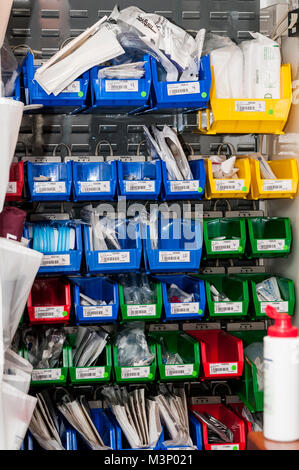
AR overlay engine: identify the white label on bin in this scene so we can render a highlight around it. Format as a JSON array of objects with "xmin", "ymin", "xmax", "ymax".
[
  {"xmin": 34, "ymin": 306, "xmax": 66, "ymax": 319},
  {"xmin": 209, "ymin": 363, "xmax": 238, "ymax": 375},
  {"xmin": 212, "ymin": 240, "xmax": 240, "ymax": 252},
  {"xmin": 80, "ymin": 181, "xmax": 111, "ymax": 193},
  {"xmin": 41, "ymin": 254, "xmax": 71, "ymax": 267},
  {"xmin": 167, "ymin": 82, "xmax": 200, "ymax": 96},
  {"xmin": 261, "ymin": 301, "xmax": 289, "ymax": 313},
  {"xmin": 121, "ymin": 366, "xmax": 150, "ymax": 379},
  {"xmin": 7, "ymin": 182, "xmax": 17, "ymax": 193},
  {"xmin": 32, "ymin": 369, "xmax": 62, "ymax": 381},
  {"xmin": 76, "ymin": 367, "xmax": 105, "ymax": 379},
  {"xmin": 211, "ymin": 444, "xmax": 239, "ymax": 451},
  {"xmin": 83, "ymin": 306, "xmax": 113, "ymax": 318},
  {"xmin": 98, "ymin": 252, "xmax": 130, "ymax": 264},
  {"xmin": 165, "ymin": 364, "xmax": 194, "ymax": 377},
  {"xmin": 235, "ymin": 101, "xmax": 265, "ymax": 112},
  {"xmin": 125, "ymin": 181, "xmax": 155, "ymax": 193},
  {"xmin": 214, "ymin": 302, "xmax": 243, "ymax": 314},
  {"xmin": 127, "ymin": 305, "xmax": 156, "ymax": 317},
  {"xmin": 215, "ymin": 179, "xmax": 245, "ymax": 192},
  {"xmin": 257, "ymin": 239, "xmax": 285, "ymax": 251},
  {"xmin": 106, "ymin": 80, "xmax": 139, "ymax": 92},
  {"xmin": 61, "ymin": 81, "xmax": 81, "ymax": 93},
  {"xmin": 35, "ymin": 182, "xmax": 66, "ymax": 193},
  {"xmin": 170, "ymin": 180, "xmax": 199, "ymax": 192},
  {"xmin": 171, "ymin": 302, "xmax": 200, "ymax": 315},
  {"xmin": 263, "ymin": 179, "xmax": 293, "ymax": 192},
  {"xmin": 159, "ymin": 251, "xmax": 190, "ymax": 263}
]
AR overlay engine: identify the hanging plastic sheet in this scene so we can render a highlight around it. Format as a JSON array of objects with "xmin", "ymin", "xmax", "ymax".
[{"xmin": 0, "ymin": 0, "xmax": 13, "ymax": 49}]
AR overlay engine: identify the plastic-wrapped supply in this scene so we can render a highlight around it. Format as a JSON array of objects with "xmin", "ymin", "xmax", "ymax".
[
  {"xmin": 210, "ymin": 155, "xmax": 239, "ymax": 179},
  {"xmin": 73, "ymin": 327, "xmax": 108, "ymax": 368},
  {"xmin": 244, "ymin": 342, "xmax": 264, "ymax": 391},
  {"xmin": 98, "ymin": 62, "xmax": 145, "ymax": 79},
  {"xmin": 22, "ymin": 327, "xmax": 66, "ymax": 369},
  {"xmin": 120, "ymin": 273, "xmax": 156, "ymax": 305},
  {"xmin": 81, "ymin": 206, "xmax": 123, "ymax": 252},
  {"xmin": 163, "ymin": 126, "xmax": 193, "ymax": 180},
  {"xmin": 242, "ymin": 407, "xmax": 263, "ymax": 432},
  {"xmin": 168, "ymin": 284, "xmax": 195, "ymax": 304},
  {"xmin": 152, "ymin": 126, "xmax": 183, "ymax": 180},
  {"xmin": 116, "ymin": 322, "xmax": 155, "ymax": 367},
  {"xmin": 0, "ymin": 40, "xmax": 19, "ymax": 97},
  {"xmin": 180, "ymin": 29, "xmax": 206, "ymax": 82},
  {"xmin": 193, "ymin": 410, "xmax": 234, "ymax": 444},
  {"xmin": 256, "ymin": 277, "xmax": 282, "ymax": 302},
  {"xmin": 257, "ymin": 155, "xmax": 277, "ymax": 179},
  {"xmin": 79, "ymin": 292, "xmax": 113, "ymax": 307},
  {"xmin": 210, "ymin": 284, "xmax": 231, "ymax": 302},
  {"xmin": 160, "ymin": 337, "xmax": 184, "ymax": 365}
]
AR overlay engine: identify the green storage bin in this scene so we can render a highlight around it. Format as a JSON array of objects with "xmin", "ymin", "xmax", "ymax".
[
  {"xmin": 119, "ymin": 282, "xmax": 163, "ymax": 321},
  {"xmin": 232, "ymin": 330, "xmax": 266, "ymax": 412},
  {"xmin": 203, "ymin": 218, "xmax": 246, "ymax": 258},
  {"xmin": 68, "ymin": 333, "xmax": 112, "ymax": 384},
  {"xmin": 113, "ymin": 343, "xmax": 157, "ymax": 384},
  {"xmin": 151, "ymin": 331, "xmax": 200, "ymax": 381},
  {"xmin": 247, "ymin": 217, "xmax": 292, "ymax": 258},
  {"xmin": 250, "ymin": 274, "xmax": 295, "ymax": 318},
  {"xmin": 24, "ymin": 346, "xmax": 68, "ymax": 386},
  {"xmin": 205, "ymin": 275, "xmax": 249, "ymax": 318}
]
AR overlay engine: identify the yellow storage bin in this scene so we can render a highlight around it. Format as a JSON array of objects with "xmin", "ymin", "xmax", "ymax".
[
  {"xmin": 205, "ymin": 157, "xmax": 251, "ymax": 199},
  {"xmin": 248, "ymin": 158, "xmax": 299, "ymax": 200},
  {"xmin": 198, "ymin": 64, "xmax": 292, "ymax": 135}
]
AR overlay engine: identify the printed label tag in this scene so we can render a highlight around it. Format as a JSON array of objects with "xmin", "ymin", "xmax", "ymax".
[
  {"xmin": 98, "ymin": 252, "xmax": 130, "ymax": 264},
  {"xmin": 211, "ymin": 444, "xmax": 239, "ymax": 451},
  {"xmin": 261, "ymin": 301, "xmax": 288, "ymax": 313},
  {"xmin": 41, "ymin": 254, "xmax": 71, "ymax": 267},
  {"xmin": 121, "ymin": 366, "xmax": 150, "ymax": 379},
  {"xmin": 212, "ymin": 240, "xmax": 240, "ymax": 252},
  {"xmin": 216, "ymin": 179, "xmax": 245, "ymax": 192},
  {"xmin": 167, "ymin": 82, "xmax": 200, "ymax": 96},
  {"xmin": 209, "ymin": 363, "xmax": 238, "ymax": 375},
  {"xmin": 214, "ymin": 302, "xmax": 243, "ymax": 314},
  {"xmin": 257, "ymin": 239, "xmax": 285, "ymax": 251},
  {"xmin": 106, "ymin": 80, "xmax": 139, "ymax": 92},
  {"xmin": 80, "ymin": 181, "xmax": 111, "ymax": 193},
  {"xmin": 125, "ymin": 181, "xmax": 155, "ymax": 193},
  {"xmin": 263, "ymin": 180, "xmax": 293, "ymax": 192},
  {"xmin": 34, "ymin": 307, "xmax": 66, "ymax": 319},
  {"xmin": 170, "ymin": 180, "xmax": 199, "ymax": 192},
  {"xmin": 76, "ymin": 367, "xmax": 105, "ymax": 380},
  {"xmin": 171, "ymin": 302, "xmax": 199, "ymax": 315},
  {"xmin": 127, "ymin": 305, "xmax": 156, "ymax": 317},
  {"xmin": 7, "ymin": 182, "xmax": 17, "ymax": 194},
  {"xmin": 165, "ymin": 364, "xmax": 194, "ymax": 377},
  {"xmin": 32, "ymin": 369, "xmax": 62, "ymax": 381},
  {"xmin": 159, "ymin": 251, "xmax": 190, "ymax": 263},
  {"xmin": 235, "ymin": 101, "xmax": 265, "ymax": 112},
  {"xmin": 34, "ymin": 182, "xmax": 66, "ymax": 193},
  {"xmin": 61, "ymin": 81, "xmax": 81, "ymax": 93},
  {"xmin": 83, "ymin": 306, "xmax": 113, "ymax": 318}
]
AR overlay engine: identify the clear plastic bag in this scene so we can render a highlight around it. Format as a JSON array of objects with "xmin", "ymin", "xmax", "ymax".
[
  {"xmin": 73, "ymin": 327, "xmax": 108, "ymax": 367},
  {"xmin": 1, "ymin": 40, "xmax": 19, "ymax": 97},
  {"xmin": 167, "ymin": 284, "xmax": 195, "ymax": 303},
  {"xmin": 121, "ymin": 273, "xmax": 156, "ymax": 305},
  {"xmin": 116, "ymin": 322, "xmax": 154, "ymax": 367},
  {"xmin": 244, "ymin": 342, "xmax": 264, "ymax": 391},
  {"xmin": 22, "ymin": 327, "xmax": 66, "ymax": 369}
]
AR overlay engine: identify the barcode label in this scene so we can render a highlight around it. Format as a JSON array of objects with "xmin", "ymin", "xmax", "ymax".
[
  {"xmin": 159, "ymin": 251, "xmax": 190, "ymax": 263},
  {"xmin": 211, "ymin": 444, "xmax": 239, "ymax": 451},
  {"xmin": 125, "ymin": 181, "xmax": 155, "ymax": 193},
  {"xmin": 263, "ymin": 180, "xmax": 293, "ymax": 192},
  {"xmin": 83, "ymin": 306, "xmax": 113, "ymax": 318},
  {"xmin": 7, "ymin": 182, "xmax": 17, "ymax": 194},
  {"xmin": 209, "ymin": 363, "xmax": 238, "ymax": 375},
  {"xmin": 167, "ymin": 82, "xmax": 200, "ymax": 96},
  {"xmin": 121, "ymin": 366, "xmax": 150, "ymax": 379},
  {"xmin": 80, "ymin": 181, "xmax": 111, "ymax": 193},
  {"xmin": 35, "ymin": 306, "xmax": 66, "ymax": 319},
  {"xmin": 35, "ymin": 182, "xmax": 66, "ymax": 193},
  {"xmin": 165, "ymin": 364, "xmax": 194, "ymax": 377},
  {"xmin": 171, "ymin": 302, "xmax": 199, "ymax": 315},
  {"xmin": 235, "ymin": 101, "xmax": 265, "ymax": 112},
  {"xmin": 212, "ymin": 240, "xmax": 240, "ymax": 252},
  {"xmin": 216, "ymin": 179, "xmax": 245, "ymax": 192},
  {"xmin": 214, "ymin": 302, "xmax": 243, "ymax": 314},
  {"xmin": 261, "ymin": 301, "xmax": 288, "ymax": 313},
  {"xmin": 32, "ymin": 369, "xmax": 62, "ymax": 381},
  {"xmin": 41, "ymin": 254, "xmax": 71, "ymax": 267},
  {"xmin": 106, "ymin": 80, "xmax": 138, "ymax": 92},
  {"xmin": 61, "ymin": 81, "xmax": 81, "ymax": 93},
  {"xmin": 257, "ymin": 239, "xmax": 285, "ymax": 251},
  {"xmin": 170, "ymin": 180, "xmax": 199, "ymax": 192},
  {"xmin": 127, "ymin": 305, "xmax": 156, "ymax": 317},
  {"xmin": 98, "ymin": 252, "xmax": 130, "ymax": 264},
  {"xmin": 76, "ymin": 367, "xmax": 105, "ymax": 379}
]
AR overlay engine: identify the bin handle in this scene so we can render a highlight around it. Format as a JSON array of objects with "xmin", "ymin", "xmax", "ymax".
[
  {"xmin": 197, "ymin": 109, "xmax": 212, "ymax": 134},
  {"xmin": 95, "ymin": 140, "xmax": 114, "ymax": 157},
  {"xmin": 52, "ymin": 143, "xmax": 72, "ymax": 158},
  {"xmin": 137, "ymin": 140, "xmax": 147, "ymax": 157},
  {"xmin": 213, "ymin": 199, "xmax": 232, "ymax": 212},
  {"xmin": 217, "ymin": 143, "xmax": 237, "ymax": 157}
]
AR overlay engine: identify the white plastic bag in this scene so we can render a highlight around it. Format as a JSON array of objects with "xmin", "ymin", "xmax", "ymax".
[
  {"xmin": 0, "ymin": 0, "xmax": 13, "ymax": 49},
  {"xmin": 210, "ymin": 45, "xmax": 243, "ymax": 98}
]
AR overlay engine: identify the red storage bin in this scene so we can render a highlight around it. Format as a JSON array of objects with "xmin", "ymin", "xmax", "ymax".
[
  {"xmin": 27, "ymin": 277, "xmax": 71, "ymax": 324},
  {"xmin": 186, "ymin": 329, "xmax": 244, "ymax": 380},
  {"xmin": 228, "ymin": 403, "xmax": 253, "ymax": 442},
  {"xmin": 5, "ymin": 162, "xmax": 24, "ymax": 201},
  {"xmin": 189, "ymin": 404, "xmax": 246, "ymax": 451}
]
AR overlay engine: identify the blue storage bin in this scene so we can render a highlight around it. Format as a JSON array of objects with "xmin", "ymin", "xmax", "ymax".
[
  {"xmin": 118, "ymin": 160, "xmax": 162, "ymax": 200},
  {"xmin": 83, "ymin": 221, "xmax": 142, "ymax": 274},
  {"xmin": 90, "ymin": 408, "xmax": 117, "ymax": 450},
  {"xmin": 150, "ymin": 55, "xmax": 211, "ymax": 111},
  {"xmin": 144, "ymin": 218, "xmax": 203, "ymax": 273},
  {"xmin": 22, "ymin": 52, "xmax": 89, "ymax": 108},
  {"xmin": 158, "ymin": 275, "xmax": 206, "ymax": 321},
  {"xmin": 162, "ymin": 159, "xmax": 206, "ymax": 200},
  {"xmin": 72, "ymin": 160, "xmax": 117, "ymax": 201},
  {"xmin": 27, "ymin": 161, "xmax": 72, "ymax": 201},
  {"xmin": 158, "ymin": 413, "xmax": 203, "ymax": 450},
  {"xmin": 24, "ymin": 221, "xmax": 83, "ymax": 274},
  {"xmin": 72, "ymin": 276, "xmax": 119, "ymax": 324},
  {"xmin": 25, "ymin": 428, "xmax": 77, "ymax": 450},
  {"xmin": 90, "ymin": 54, "xmax": 152, "ymax": 113}
]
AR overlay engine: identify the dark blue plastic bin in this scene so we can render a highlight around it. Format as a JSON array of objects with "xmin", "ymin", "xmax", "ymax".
[
  {"xmin": 90, "ymin": 408, "xmax": 117, "ymax": 450},
  {"xmin": 27, "ymin": 161, "xmax": 72, "ymax": 201},
  {"xmin": 83, "ymin": 221, "xmax": 142, "ymax": 274},
  {"xmin": 72, "ymin": 160, "xmax": 117, "ymax": 201},
  {"xmin": 158, "ymin": 413, "xmax": 203, "ymax": 450},
  {"xmin": 150, "ymin": 55, "xmax": 211, "ymax": 111},
  {"xmin": 22, "ymin": 52, "xmax": 89, "ymax": 108},
  {"xmin": 158, "ymin": 275, "xmax": 206, "ymax": 321},
  {"xmin": 118, "ymin": 160, "xmax": 162, "ymax": 200},
  {"xmin": 90, "ymin": 54, "xmax": 152, "ymax": 112},
  {"xmin": 24, "ymin": 221, "xmax": 83, "ymax": 274},
  {"xmin": 144, "ymin": 218, "xmax": 203, "ymax": 273},
  {"xmin": 72, "ymin": 276, "xmax": 119, "ymax": 324},
  {"xmin": 25, "ymin": 428, "xmax": 77, "ymax": 450},
  {"xmin": 162, "ymin": 159, "xmax": 206, "ymax": 200}
]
